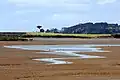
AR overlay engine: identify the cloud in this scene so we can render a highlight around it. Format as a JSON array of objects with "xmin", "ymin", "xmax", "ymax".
[
  {"xmin": 0, "ymin": 0, "xmax": 119, "ymax": 32},
  {"xmin": 97, "ymin": 0, "xmax": 117, "ymax": 5},
  {"xmin": 8, "ymin": 0, "xmax": 91, "ymax": 7},
  {"xmin": 15, "ymin": 10, "xmax": 40, "ymax": 15},
  {"xmin": 6, "ymin": 0, "xmax": 93, "ymax": 30},
  {"xmin": 9, "ymin": 0, "xmax": 91, "ymax": 16}
]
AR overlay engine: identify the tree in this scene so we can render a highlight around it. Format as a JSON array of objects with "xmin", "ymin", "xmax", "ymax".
[
  {"xmin": 37, "ymin": 25, "xmax": 42, "ymax": 32},
  {"xmin": 50, "ymin": 28, "xmax": 59, "ymax": 33},
  {"xmin": 61, "ymin": 27, "xmax": 68, "ymax": 33},
  {"xmin": 40, "ymin": 29, "xmax": 45, "ymax": 32},
  {"xmin": 46, "ymin": 29, "xmax": 51, "ymax": 33},
  {"xmin": 60, "ymin": 22, "xmax": 120, "ymax": 34}
]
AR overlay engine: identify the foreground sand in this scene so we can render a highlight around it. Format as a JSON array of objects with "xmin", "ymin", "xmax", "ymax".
[{"xmin": 0, "ymin": 38, "xmax": 120, "ymax": 80}]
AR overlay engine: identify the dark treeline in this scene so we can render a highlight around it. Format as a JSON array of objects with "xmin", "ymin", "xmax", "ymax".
[
  {"xmin": 44, "ymin": 22, "xmax": 120, "ymax": 34},
  {"xmin": 61, "ymin": 22, "xmax": 120, "ymax": 34}
]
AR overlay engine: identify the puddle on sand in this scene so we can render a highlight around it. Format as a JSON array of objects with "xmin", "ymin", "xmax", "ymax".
[
  {"xmin": 38, "ymin": 51, "xmax": 106, "ymax": 58},
  {"xmin": 32, "ymin": 56, "xmax": 105, "ymax": 65},
  {"xmin": 4, "ymin": 44, "xmax": 120, "ymax": 51},
  {"xmin": 4, "ymin": 44, "xmax": 120, "ymax": 65},
  {"xmin": 33, "ymin": 58, "xmax": 73, "ymax": 65}
]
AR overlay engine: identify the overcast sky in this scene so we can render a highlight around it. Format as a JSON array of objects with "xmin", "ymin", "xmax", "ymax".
[{"xmin": 0, "ymin": 0, "xmax": 120, "ymax": 32}]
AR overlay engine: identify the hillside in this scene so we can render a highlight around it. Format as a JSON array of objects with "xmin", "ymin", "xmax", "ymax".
[{"xmin": 61, "ymin": 22, "xmax": 120, "ymax": 34}]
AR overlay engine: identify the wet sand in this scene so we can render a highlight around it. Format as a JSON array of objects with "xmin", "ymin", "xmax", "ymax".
[{"xmin": 0, "ymin": 38, "xmax": 120, "ymax": 80}]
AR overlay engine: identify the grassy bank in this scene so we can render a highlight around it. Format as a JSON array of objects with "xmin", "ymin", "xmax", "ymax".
[
  {"xmin": 23, "ymin": 32, "xmax": 112, "ymax": 38},
  {"xmin": 0, "ymin": 32, "xmax": 114, "ymax": 41},
  {"xmin": 0, "ymin": 36, "xmax": 29, "ymax": 41}
]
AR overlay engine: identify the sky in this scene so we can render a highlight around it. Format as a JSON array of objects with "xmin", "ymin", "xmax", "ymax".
[{"xmin": 0, "ymin": 0, "xmax": 120, "ymax": 32}]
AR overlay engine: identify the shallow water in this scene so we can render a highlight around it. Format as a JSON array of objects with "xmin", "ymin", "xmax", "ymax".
[
  {"xmin": 4, "ymin": 44, "xmax": 120, "ymax": 65},
  {"xmin": 4, "ymin": 44, "xmax": 120, "ymax": 51},
  {"xmin": 33, "ymin": 58, "xmax": 73, "ymax": 65}
]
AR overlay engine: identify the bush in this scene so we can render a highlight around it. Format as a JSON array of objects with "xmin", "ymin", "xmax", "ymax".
[
  {"xmin": 0, "ymin": 36, "xmax": 29, "ymax": 41},
  {"xmin": 112, "ymin": 34, "xmax": 120, "ymax": 38}
]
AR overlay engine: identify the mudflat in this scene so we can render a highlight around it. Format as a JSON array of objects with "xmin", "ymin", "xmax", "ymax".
[{"xmin": 0, "ymin": 38, "xmax": 120, "ymax": 80}]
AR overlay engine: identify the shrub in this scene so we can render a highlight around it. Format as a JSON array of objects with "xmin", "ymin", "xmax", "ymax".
[{"xmin": 0, "ymin": 36, "xmax": 29, "ymax": 41}]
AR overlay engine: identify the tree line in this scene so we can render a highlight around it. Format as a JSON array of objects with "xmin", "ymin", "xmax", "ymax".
[{"xmin": 37, "ymin": 22, "xmax": 120, "ymax": 34}]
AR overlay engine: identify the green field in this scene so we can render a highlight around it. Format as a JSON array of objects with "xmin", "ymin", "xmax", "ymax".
[
  {"xmin": 0, "ymin": 32, "xmax": 118, "ymax": 41},
  {"xmin": 24, "ymin": 32, "xmax": 111, "ymax": 38}
]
